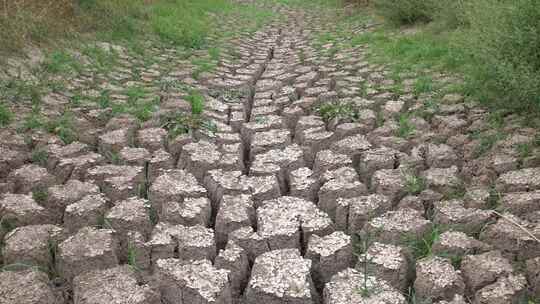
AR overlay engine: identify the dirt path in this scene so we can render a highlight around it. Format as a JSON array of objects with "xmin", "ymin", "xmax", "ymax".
[{"xmin": 0, "ymin": 2, "xmax": 539, "ymax": 304}]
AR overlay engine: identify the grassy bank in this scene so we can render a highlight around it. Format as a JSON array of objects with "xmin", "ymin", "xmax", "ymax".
[
  {"xmin": 312, "ymin": 0, "xmax": 540, "ymax": 126},
  {"xmin": 0, "ymin": 0, "xmax": 273, "ymax": 55}
]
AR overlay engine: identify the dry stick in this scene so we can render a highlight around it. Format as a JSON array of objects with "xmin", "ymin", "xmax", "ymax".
[{"xmin": 492, "ymin": 210, "xmax": 540, "ymax": 243}]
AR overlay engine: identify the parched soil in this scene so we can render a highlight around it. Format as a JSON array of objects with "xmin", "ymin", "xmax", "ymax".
[{"xmin": 0, "ymin": 1, "xmax": 539, "ymax": 304}]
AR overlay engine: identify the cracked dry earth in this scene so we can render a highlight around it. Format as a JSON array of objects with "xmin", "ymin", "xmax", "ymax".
[{"xmin": 1, "ymin": 3, "xmax": 540, "ymax": 304}]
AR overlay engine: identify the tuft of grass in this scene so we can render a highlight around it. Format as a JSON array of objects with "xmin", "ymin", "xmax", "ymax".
[
  {"xmin": 96, "ymin": 215, "xmax": 113, "ymax": 229},
  {"xmin": 373, "ymin": 0, "xmax": 435, "ymax": 25},
  {"xmin": 316, "ymin": 102, "xmax": 358, "ymax": 123},
  {"xmin": 32, "ymin": 188, "xmax": 49, "ymax": 204},
  {"xmin": 45, "ymin": 112, "xmax": 78, "ymax": 144},
  {"xmin": 126, "ymin": 242, "xmax": 140, "ymax": 271},
  {"xmin": 471, "ymin": 131, "xmax": 506, "ymax": 158},
  {"xmin": 31, "ymin": 149, "xmax": 49, "ymax": 167},
  {"xmin": 0, "ymin": 103, "xmax": 13, "ymax": 127},
  {"xmin": 42, "ymin": 50, "xmax": 81, "ymax": 74},
  {"xmin": 402, "ymin": 170, "xmax": 426, "ymax": 195},
  {"xmin": 404, "ymin": 225, "xmax": 441, "ymax": 260},
  {"xmin": 145, "ymin": 203, "xmax": 159, "ymax": 226},
  {"xmin": 397, "ymin": 113, "xmax": 416, "ymax": 138},
  {"xmin": 487, "ymin": 185, "xmax": 502, "ymax": 210},
  {"xmin": 186, "ymin": 90, "xmax": 205, "ymax": 115},
  {"xmin": 413, "ymin": 76, "xmax": 434, "ymax": 96}
]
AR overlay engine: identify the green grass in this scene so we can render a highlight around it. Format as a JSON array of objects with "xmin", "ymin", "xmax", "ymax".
[
  {"xmin": 32, "ymin": 188, "xmax": 48, "ymax": 203},
  {"xmin": 397, "ymin": 113, "xmax": 416, "ymax": 138},
  {"xmin": 316, "ymin": 102, "xmax": 358, "ymax": 123},
  {"xmin": 404, "ymin": 224, "xmax": 441, "ymax": 260},
  {"xmin": 45, "ymin": 112, "xmax": 78, "ymax": 144},
  {"xmin": 186, "ymin": 90, "xmax": 205, "ymax": 115},
  {"xmin": 0, "ymin": 103, "xmax": 13, "ymax": 127},
  {"xmin": 402, "ymin": 171, "xmax": 425, "ymax": 195},
  {"xmin": 127, "ymin": 242, "xmax": 140, "ymax": 271},
  {"xmin": 42, "ymin": 51, "xmax": 82, "ymax": 74},
  {"xmin": 31, "ymin": 149, "xmax": 49, "ymax": 167}
]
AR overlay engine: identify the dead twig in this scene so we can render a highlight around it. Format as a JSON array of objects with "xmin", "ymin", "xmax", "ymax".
[{"xmin": 492, "ymin": 210, "xmax": 540, "ymax": 243}]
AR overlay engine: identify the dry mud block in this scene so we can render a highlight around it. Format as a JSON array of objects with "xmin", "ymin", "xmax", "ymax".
[
  {"xmin": 161, "ymin": 197, "xmax": 211, "ymax": 227},
  {"xmin": 63, "ymin": 193, "xmax": 110, "ymax": 234},
  {"xmin": 363, "ymin": 208, "xmax": 431, "ymax": 245},
  {"xmin": 7, "ymin": 164, "xmax": 55, "ymax": 194},
  {"xmin": 204, "ymin": 169, "xmax": 281, "ymax": 208},
  {"xmin": 215, "ymin": 240, "xmax": 250, "ymax": 298},
  {"xmin": 306, "ymin": 231, "xmax": 354, "ymax": 287},
  {"xmin": 244, "ymin": 249, "xmax": 317, "ymax": 304},
  {"xmin": 414, "ymin": 256, "xmax": 465, "ymax": 302},
  {"xmin": 0, "ymin": 269, "xmax": 57, "ymax": 304},
  {"xmin": 148, "ymin": 169, "xmax": 207, "ymax": 213},
  {"xmin": 323, "ymin": 268, "xmax": 406, "ymax": 304},
  {"xmin": 460, "ymin": 250, "xmax": 514, "ymax": 294},
  {"xmin": 215, "ymin": 194, "xmax": 255, "ymax": 248},
  {"xmin": 86, "ymin": 165, "xmax": 144, "ymax": 202},
  {"xmin": 156, "ymin": 258, "xmax": 232, "ymax": 304},
  {"xmin": 2, "ymin": 224, "xmax": 63, "ymax": 269},
  {"xmin": 147, "ymin": 222, "xmax": 216, "ymax": 263},
  {"xmin": 256, "ymin": 196, "xmax": 334, "ymax": 252},
  {"xmin": 432, "ymin": 230, "xmax": 491, "ymax": 256},
  {"xmin": 45, "ymin": 180, "xmax": 100, "ymax": 222},
  {"xmin": 57, "ymin": 227, "xmax": 119, "ymax": 282},
  {"xmin": 356, "ymin": 242, "xmax": 411, "ymax": 292},
  {"xmin": 335, "ymin": 194, "xmax": 392, "ymax": 233},
  {"xmin": 73, "ymin": 266, "xmax": 159, "ymax": 304},
  {"xmin": 496, "ymin": 167, "xmax": 540, "ymax": 192},
  {"xmin": 0, "ymin": 193, "xmax": 52, "ymax": 228},
  {"xmin": 479, "ymin": 212, "xmax": 540, "ymax": 261},
  {"xmin": 104, "ymin": 197, "xmax": 152, "ymax": 258},
  {"xmin": 318, "ymin": 167, "xmax": 367, "ymax": 221}
]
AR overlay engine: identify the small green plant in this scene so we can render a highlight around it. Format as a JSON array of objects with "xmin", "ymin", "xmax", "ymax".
[
  {"xmin": 375, "ymin": 110, "xmax": 385, "ymax": 128},
  {"xmin": 145, "ymin": 203, "xmax": 159, "ymax": 226},
  {"xmin": 316, "ymin": 102, "xmax": 358, "ymax": 123},
  {"xmin": 443, "ymin": 182, "xmax": 466, "ymax": 200},
  {"xmin": 47, "ymin": 239, "xmax": 59, "ymax": 279},
  {"xmin": 0, "ymin": 103, "xmax": 13, "ymax": 127},
  {"xmin": 0, "ymin": 217, "xmax": 16, "ymax": 237},
  {"xmin": 406, "ymin": 287, "xmax": 433, "ymax": 304},
  {"xmin": 374, "ymin": 0, "xmax": 435, "ymax": 25},
  {"xmin": 404, "ymin": 225, "xmax": 441, "ymax": 260},
  {"xmin": 126, "ymin": 242, "xmax": 140, "ymax": 271},
  {"xmin": 45, "ymin": 112, "xmax": 78, "ymax": 144},
  {"xmin": 96, "ymin": 215, "xmax": 113, "ymax": 229},
  {"xmin": 472, "ymin": 132, "xmax": 505, "ymax": 158},
  {"xmin": 42, "ymin": 51, "xmax": 81, "ymax": 74},
  {"xmin": 82, "ymin": 44, "xmax": 118, "ymax": 72},
  {"xmin": 517, "ymin": 143, "xmax": 532, "ymax": 159},
  {"xmin": 32, "ymin": 188, "xmax": 49, "ymax": 204},
  {"xmin": 397, "ymin": 113, "xmax": 416, "ymax": 138},
  {"xmin": 138, "ymin": 181, "xmax": 149, "ymax": 200},
  {"xmin": 355, "ymin": 231, "xmax": 379, "ymax": 298},
  {"xmin": 106, "ymin": 151, "xmax": 122, "ymax": 165},
  {"xmin": 191, "ymin": 58, "xmax": 216, "ymax": 80},
  {"xmin": 31, "ymin": 149, "xmax": 49, "ymax": 167},
  {"xmin": 487, "ymin": 185, "xmax": 502, "ymax": 210},
  {"xmin": 186, "ymin": 90, "xmax": 205, "ymax": 115},
  {"xmin": 413, "ymin": 76, "xmax": 434, "ymax": 96},
  {"xmin": 402, "ymin": 171, "xmax": 426, "ymax": 195}
]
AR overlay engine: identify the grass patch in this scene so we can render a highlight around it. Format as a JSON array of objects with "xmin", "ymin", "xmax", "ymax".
[
  {"xmin": 404, "ymin": 224, "xmax": 441, "ymax": 260},
  {"xmin": 397, "ymin": 113, "xmax": 416, "ymax": 138},
  {"xmin": 316, "ymin": 101, "xmax": 358, "ymax": 123},
  {"xmin": 0, "ymin": 103, "xmax": 13, "ymax": 127},
  {"xmin": 186, "ymin": 90, "xmax": 205, "ymax": 115},
  {"xmin": 45, "ymin": 112, "xmax": 78, "ymax": 144}
]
